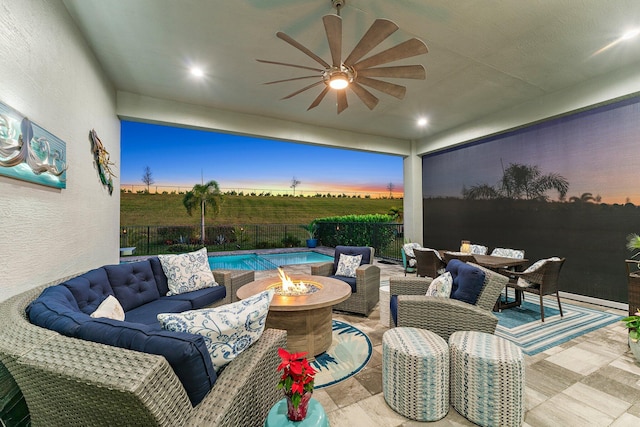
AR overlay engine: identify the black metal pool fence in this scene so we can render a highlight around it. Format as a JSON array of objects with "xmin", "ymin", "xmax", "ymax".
[{"xmin": 120, "ymin": 222, "xmax": 404, "ymax": 261}]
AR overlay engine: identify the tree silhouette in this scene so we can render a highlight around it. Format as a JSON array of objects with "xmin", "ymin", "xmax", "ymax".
[
  {"xmin": 290, "ymin": 177, "xmax": 301, "ymax": 196},
  {"xmin": 463, "ymin": 163, "xmax": 569, "ymax": 201},
  {"xmin": 183, "ymin": 180, "xmax": 223, "ymax": 244},
  {"xmin": 569, "ymin": 192, "xmax": 595, "ymax": 203},
  {"xmin": 141, "ymin": 166, "xmax": 154, "ymax": 193},
  {"xmin": 387, "ymin": 182, "xmax": 395, "ymax": 199}
]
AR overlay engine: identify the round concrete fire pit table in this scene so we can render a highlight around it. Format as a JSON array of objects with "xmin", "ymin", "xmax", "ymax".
[{"xmin": 236, "ymin": 275, "xmax": 351, "ymax": 358}]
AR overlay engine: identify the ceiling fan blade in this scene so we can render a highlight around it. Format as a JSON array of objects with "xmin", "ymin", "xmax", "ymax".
[
  {"xmin": 349, "ymin": 82, "xmax": 379, "ymax": 110},
  {"xmin": 357, "ymin": 65, "xmax": 425, "ymax": 80},
  {"xmin": 264, "ymin": 75, "xmax": 320, "ymax": 85},
  {"xmin": 281, "ymin": 81, "xmax": 324, "ymax": 100},
  {"xmin": 343, "ymin": 19, "xmax": 398, "ymax": 66},
  {"xmin": 356, "ymin": 76, "xmax": 406, "ymax": 99},
  {"xmin": 323, "ymin": 14, "xmax": 342, "ymax": 67},
  {"xmin": 307, "ymin": 86, "xmax": 330, "ymax": 110},
  {"xmin": 277, "ymin": 32, "xmax": 331, "ymax": 69},
  {"xmin": 256, "ymin": 59, "xmax": 324, "ymax": 73},
  {"xmin": 337, "ymin": 90, "xmax": 348, "ymax": 114},
  {"xmin": 353, "ymin": 38, "xmax": 428, "ymax": 70}
]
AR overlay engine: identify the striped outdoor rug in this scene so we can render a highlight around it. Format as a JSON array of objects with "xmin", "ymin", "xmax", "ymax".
[{"xmin": 494, "ymin": 294, "xmax": 621, "ymax": 355}]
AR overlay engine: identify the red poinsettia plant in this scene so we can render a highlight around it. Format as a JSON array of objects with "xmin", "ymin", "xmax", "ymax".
[{"xmin": 276, "ymin": 348, "xmax": 316, "ymax": 409}]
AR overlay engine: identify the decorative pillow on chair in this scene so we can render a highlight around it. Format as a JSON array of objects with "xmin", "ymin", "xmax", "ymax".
[
  {"xmin": 90, "ymin": 295, "xmax": 125, "ymax": 321},
  {"xmin": 335, "ymin": 254, "xmax": 362, "ymax": 278},
  {"xmin": 157, "ymin": 289, "xmax": 274, "ymax": 371},
  {"xmin": 158, "ymin": 247, "xmax": 218, "ymax": 296},
  {"xmin": 426, "ymin": 272, "xmax": 453, "ymax": 297},
  {"xmin": 522, "ymin": 256, "xmax": 561, "ymax": 274}
]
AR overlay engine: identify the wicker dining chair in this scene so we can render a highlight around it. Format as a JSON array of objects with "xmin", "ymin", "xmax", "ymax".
[
  {"xmin": 414, "ymin": 248, "xmax": 446, "ymax": 279},
  {"xmin": 443, "ymin": 251, "xmax": 476, "ymax": 264},
  {"xmin": 401, "ymin": 247, "xmax": 417, "ymax": 276},
  {"xmin": 508, "ymin": 257, "xmax": 566, "ymax": 322}
]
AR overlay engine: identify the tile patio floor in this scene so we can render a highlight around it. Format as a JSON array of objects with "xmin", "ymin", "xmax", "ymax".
[{"xmin": 255, "ymin": 259, "xmax": 640, "ymax": 427}]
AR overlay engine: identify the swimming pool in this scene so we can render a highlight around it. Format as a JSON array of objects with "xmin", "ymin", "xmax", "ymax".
[{"xmin": 207, "ymin": 251, "xmax": 333, "ymax": 271}]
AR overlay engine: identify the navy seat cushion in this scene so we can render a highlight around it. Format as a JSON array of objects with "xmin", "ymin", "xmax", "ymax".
[
  {"xmin": 60, "ymin": 268, "xmax": 115, "ymax": 315},
  {"xmin": 76, "ymin": 318, "xmax": 217, "ymax": 406},
  {"xmin": 104, "ymin": 261, "xmax": 160, "ymax": 312},
  {"xmin": 332, "ymin": 246, "xmax": 371, "ymax": 274},
  {"xmin": 148, "ymin": 257, "xmax": 169, "ymax": 296},
  {"xmin": 330, "ymin": 275, "xmax": 357, "ymax": 293},
  {"xmin": 447, "ymin": 260, "xmax": 486, "ymax": 305},
  {"xmin": 26, "ymin": 285, "xmax": 92, "ymax": 336},
  {"xmin": 125, "ymin": 298, "xmax": 192, "ymax": 326},
  {"xmin": 165, "ymin": 286, "xmax": 227, "ymax": 309},
  {"xmin": 390, "ymin": 294, "xmax": 398, "ymax": 326}
]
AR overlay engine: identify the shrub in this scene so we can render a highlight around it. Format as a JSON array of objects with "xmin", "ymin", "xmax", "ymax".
[{"xmin": 316, "ymin": 214, "xmax": 396, "ymax": 253}]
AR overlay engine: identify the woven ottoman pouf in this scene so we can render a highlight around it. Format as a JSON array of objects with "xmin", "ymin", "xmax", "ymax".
[
  {"xmin": 449, "ymin": 331, "xmax": 525, "ymax": 427},
  {"xmin": 382, "ymin": 327, "xmax": 449, "ymax": 421}
]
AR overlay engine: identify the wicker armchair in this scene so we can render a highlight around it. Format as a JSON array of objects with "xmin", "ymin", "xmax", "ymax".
[
  {"xmin": 508, "ymin": 257, "xmax": 566, "ymax": 322},
  {"xmin": 0, "ymin": 275, "xmax": 286, "ymax": 427},
  {"xmin": 311, "ymin": 246, "xmax": 380, "ymax": 316},
  {"xmin": 389, "ymin": 263, "xmax": 508, "ymax": 341}
]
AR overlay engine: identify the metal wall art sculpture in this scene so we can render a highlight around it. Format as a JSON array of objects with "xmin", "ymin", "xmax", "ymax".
[
  {"xmin": 0, "ymin": 100, "xmax": 67, "ymax": 188},
  {"xmin": 89, "ymin": 129, "xmax": 116, "ymax": 195}
]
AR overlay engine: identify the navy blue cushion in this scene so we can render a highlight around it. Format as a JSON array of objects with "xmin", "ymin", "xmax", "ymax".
[
  {"xmin": 449, "ymin": 261, "xmax": 486, "ymax": 305},
  {"xmin": 148, "ymin": 257, "xmax": 169, "ymax": 296},
  {"xmin": 166, "ymin": 286, "xmax": 227, "ymax": 309},
  {"xmin": 104, "ymin": 262, "xmax": 160, "ymax": 312},
  {"xmin": 61, "ymin": 268, "xmax": 115, "ymax": 315},
  {"xmin": 76, "ymin": 318, "xmax": 216, "ymax": 406},
  {"xmin": 125, "ymin": 298, "xmax": 192, "ymax": 326},
  {"xmin": 390, "ymin": 295, "xmax": 398, "ymax": 326},
  {"xmin": 330, "ymin": 275, "xmax": 357, "ymax": 293},
  {"xmin": 26, "ymin": 285, "xmax": 92, "ymax": 336},
  {"xmin": 332, "ymin": 246, "xmax": 371, "ymax": 274}
]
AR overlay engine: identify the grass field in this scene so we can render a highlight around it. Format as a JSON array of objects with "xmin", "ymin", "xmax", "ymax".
[{"xmin": 121, "ymin": 193, "xmax": 402, "ymax": 226}]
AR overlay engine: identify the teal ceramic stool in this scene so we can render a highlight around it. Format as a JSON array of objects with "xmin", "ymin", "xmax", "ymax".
[{"xmin": 264, "ymin": 398, "xmax": 329, "ymax": 427}]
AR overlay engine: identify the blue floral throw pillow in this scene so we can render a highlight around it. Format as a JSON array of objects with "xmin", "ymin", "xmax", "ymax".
[
  {"xmin": 426, "ymin": 272, "xmax": 453, "ymax": 297},
  {"xmin": 335, "ymin": 254, "xmax": 362, "ymax": 278},
  {"xmin": 157, "ymin": 289, "xmax": 274, "ymax": 371},
  {"xmin": 158, "ymin": 247, "xmax": 218, "ymax": 296}
]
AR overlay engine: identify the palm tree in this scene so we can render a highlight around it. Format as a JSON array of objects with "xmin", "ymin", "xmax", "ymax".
[
  {"xmin": 569, "ymin": 192, "xmax": 595, "ymax": 203},
  {"xmin": 183, "ymin": 180, "xmax": 223, "ymax": 244},
  {"xmin": 463, "ymin": 162, "xmax": 568, "ymax": 201}
]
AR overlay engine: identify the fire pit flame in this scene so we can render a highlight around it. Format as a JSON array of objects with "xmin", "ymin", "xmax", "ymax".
[{"xmin": 269, "ymin": 268, "xmax": 321, "ymax": 296}]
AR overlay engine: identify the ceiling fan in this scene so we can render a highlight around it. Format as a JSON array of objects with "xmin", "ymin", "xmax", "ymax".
[{"xmin": 257, "ymin": 0, "xmax": 428, "ymax": 114}]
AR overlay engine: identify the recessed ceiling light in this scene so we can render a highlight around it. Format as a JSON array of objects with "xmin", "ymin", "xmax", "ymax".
[
  {"xmin": 417, "ymin": 117, "xmax": 428, "ymax": 127},
  {"xmin": 190, "ymin": 67, "xmax": 204, "ymax": 77}
]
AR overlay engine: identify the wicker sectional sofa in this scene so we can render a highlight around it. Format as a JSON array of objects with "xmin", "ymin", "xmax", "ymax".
[{"xmin": 0, "ymin": 266, "xmax": 286, "ymax": 426}]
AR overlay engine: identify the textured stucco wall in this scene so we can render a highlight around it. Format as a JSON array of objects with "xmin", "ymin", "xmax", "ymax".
[{"xmin": 0, "ymin": 0, "xmax": 119, "ymax": 301}]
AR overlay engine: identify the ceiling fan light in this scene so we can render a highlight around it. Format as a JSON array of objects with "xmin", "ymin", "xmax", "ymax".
[{"xmin": 329, "ymin": 73, "xmax": 349, "ymax": 89}]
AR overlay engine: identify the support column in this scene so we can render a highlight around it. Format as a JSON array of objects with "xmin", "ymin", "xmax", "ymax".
[{"xmin": 403, "ymin": 140, "xmax": 423, "ymax": 244}]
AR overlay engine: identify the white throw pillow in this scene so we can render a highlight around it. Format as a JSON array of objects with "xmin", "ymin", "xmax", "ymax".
[
  {"xmin": 90, "ymin": 295, "xmax": 125, "ymax": 321},
  {"xmin": 335, "ymin": 254, "xmax": 362, "ymax": 278},
  {"xmin": 426, "ymin": 272, "xmax": 453, "ymax": 298},
  {"xmin": 158, "ymin": 247, "xmax": 218, "ymax": 296},
  {"xmin": 157, "ymin": 289, "xmax": 274, "ymax": 372}
]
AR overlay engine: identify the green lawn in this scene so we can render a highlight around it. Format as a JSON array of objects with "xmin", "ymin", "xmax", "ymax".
[{"xmin": 121, "ymin": 193, "xmax": 402, "ymax": 226}]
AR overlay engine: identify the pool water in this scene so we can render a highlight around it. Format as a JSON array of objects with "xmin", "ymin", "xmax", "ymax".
[{"xmin": 208, "ymin": 251, "xmax": 333, "ymax": 271}]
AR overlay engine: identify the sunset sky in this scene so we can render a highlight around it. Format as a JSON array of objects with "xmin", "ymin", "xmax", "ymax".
[
  {"xmin": 120, "ymin": 121, "xmax": 403, "ymax": 197},
  {"xmin": 423, "ymin": 97, "xmax": 640, "ymax": 205}
]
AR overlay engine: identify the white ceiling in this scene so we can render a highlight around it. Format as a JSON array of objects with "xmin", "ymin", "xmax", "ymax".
[{"xmin": 62, "ymin": 0, "xmax": 640, "ymax": 142}]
